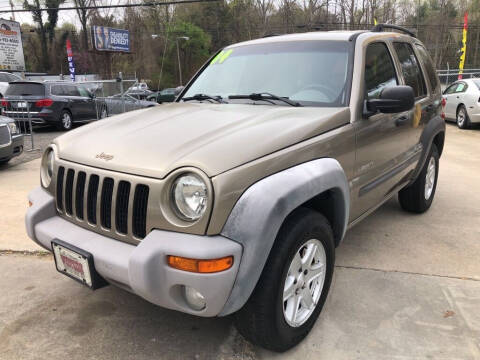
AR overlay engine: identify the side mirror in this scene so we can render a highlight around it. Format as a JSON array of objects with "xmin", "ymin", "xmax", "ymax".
[
  {"xmin": 174, "ymin": 86, "xmax": 185, "ymax": 96},
  {"xmin": 365, "ymin": 85, "xmax": 415, "ymax": 116}
]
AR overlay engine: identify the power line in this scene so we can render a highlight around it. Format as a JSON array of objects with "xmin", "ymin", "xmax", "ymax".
[{"xmin": 0, "ymin": 0, "xmax": 219, "ymax": 13}]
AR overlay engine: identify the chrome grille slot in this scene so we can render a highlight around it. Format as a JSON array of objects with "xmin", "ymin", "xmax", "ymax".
[
  {"xmin": 56, "ymin": 166, "xmax": 65, "ymax": 211},
  {"xmin": 75, "ymin": 172, "xmax": 86, "ymax": 220},
  {"xmin": 132, "ymin": 184, "xmax": 149, "ymax": 238},
  {"xmin": 115, "ymin": 181, "xmax": 131, "ymax": 234},
  {"xmin": 100, "ymin": 177, "xmax": 114, "ymax": 229},
  {"xmin": 65, "ymin": 169, "xmax": 75, "ymax": 216},
  {"xmin": 87, "ymin": 175, "xmax": 99, "ymax": 224}
]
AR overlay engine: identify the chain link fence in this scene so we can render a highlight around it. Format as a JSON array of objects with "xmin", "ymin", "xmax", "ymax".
[{"xmin": 0, "ymin": 74, "xmax": 160, "ymax": 151}]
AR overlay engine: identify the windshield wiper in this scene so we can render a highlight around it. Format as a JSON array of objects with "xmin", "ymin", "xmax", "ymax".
[
  {"xmin": 182, "ymin": 93, "xmax": 227, "ymax": 104},
  {"xmin": 228, "ymin": 92, "xmax": 302, "ymax": 107}
]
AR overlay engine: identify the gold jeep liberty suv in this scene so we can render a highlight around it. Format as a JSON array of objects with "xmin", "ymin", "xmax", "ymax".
[{"xmin": 26, "ymin": 24, "xmax": 445, "ymax": 351}]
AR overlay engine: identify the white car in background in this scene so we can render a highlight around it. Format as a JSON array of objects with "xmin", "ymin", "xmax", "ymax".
[
  {"xmin": 443, "ymin": 78, "xmax": 480, "ymax": 129},
  {"xmin": 0, "ymin": 72, "xmax": 22, "ymax": 98}
]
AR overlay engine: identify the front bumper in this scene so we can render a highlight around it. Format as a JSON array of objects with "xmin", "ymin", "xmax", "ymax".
[
  {"xmin": 26, "ymin": 187, "xmax": 242, "ymax": 317},
  {"xmin": 0, "ymin": 134, "xmax": 23, "ymax": 161}
]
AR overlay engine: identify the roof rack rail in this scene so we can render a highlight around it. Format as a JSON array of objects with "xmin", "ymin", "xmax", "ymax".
[{"xmin": 371, "ymin": 24, "xmax": 416, "ymax": 38}]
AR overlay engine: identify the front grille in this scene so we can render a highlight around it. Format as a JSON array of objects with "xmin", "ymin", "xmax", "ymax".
[
  {"xmin": 0, "ymin": 125, "xmax": 10, "ymax": 146},
  {"xmin": 56, "ymin": 166, "xmax": 150, "ymax": 241}
]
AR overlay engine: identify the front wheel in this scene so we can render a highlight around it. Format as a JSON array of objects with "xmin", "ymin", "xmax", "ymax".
[
  {"xmin": 100, "ymin": 106, "xmax": 108, "ymax": 119},
  {"xmin": 234, "ymin": 208, "xmax": 335, "ymax": 352},
  {"xmin": 398, "ymin": 143, "xmax": 439, "ymax": 213}
]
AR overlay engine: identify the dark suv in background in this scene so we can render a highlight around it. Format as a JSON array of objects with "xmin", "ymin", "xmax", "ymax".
[{"xmin": 2, "ymin": 82, "xmax": 107, "ymax": 131}]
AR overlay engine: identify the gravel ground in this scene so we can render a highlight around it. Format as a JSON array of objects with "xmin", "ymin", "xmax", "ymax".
[{"xmin": 3, "ymin": 127, "xmax": 64, "ymax": 168}]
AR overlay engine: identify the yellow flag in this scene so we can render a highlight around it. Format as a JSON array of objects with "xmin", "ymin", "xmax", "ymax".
[
  {"xmin": 459, "ymin": 12, "xmax": 468, "ymax": 80},
  {"xmin": 374, "ymin": 18, "xmax": 378, "ymax": 25}
]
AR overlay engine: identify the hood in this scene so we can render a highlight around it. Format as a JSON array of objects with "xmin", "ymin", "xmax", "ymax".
[{"xmin": 54, "ymin": 102, "xmax": 349, "ymax": 178}]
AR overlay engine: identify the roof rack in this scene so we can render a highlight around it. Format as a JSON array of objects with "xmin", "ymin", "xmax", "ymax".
[{"xmin": 371, "ymin": 24, "xmax": 416, "ymax": 38}]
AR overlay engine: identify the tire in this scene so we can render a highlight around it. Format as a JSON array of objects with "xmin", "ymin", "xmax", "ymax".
[
  {"xmin": 57, "ymin": 110, "xmax": 73, "ymax": 131},
  {"xmin": 0, "ymin": 158, "xmax": 10, "ymax": 165},
  {"xmin": 234, "ymin": 207, "xmax": 335, "ymax": 352},
  {"xmin": 100, "ymin": 106, "xmax": 108, "ymax": 119},
  {"xmin": 456, "ymin": 105, "xmax": 470, "ymax": 129},
  {"xmin": 398, "ymin": 143, "xmax": 439, "ymax": 213}
]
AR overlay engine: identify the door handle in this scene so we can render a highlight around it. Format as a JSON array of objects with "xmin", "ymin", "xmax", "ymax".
[{"xmin": 395, "ymin": 116, "xmax": 409, "ymax": 126}]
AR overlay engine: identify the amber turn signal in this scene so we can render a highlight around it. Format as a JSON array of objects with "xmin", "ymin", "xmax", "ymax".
[
  {"xmin": 28, "ymin": 201, "xmax": 33, "ymax": 207},
  {"xmin": 167, "ymin": 255, "xmax": 233, "ymax": 273}
]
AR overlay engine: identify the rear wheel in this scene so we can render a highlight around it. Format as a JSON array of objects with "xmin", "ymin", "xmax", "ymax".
[
  {"xmin": 398, "ymin": 143, "xmax": 439, "ymax": 213},
  {"xmin": 234, "ymin": 207, "xmax": 335, "ymax": 352},
  {"xmin": 57, "ymin": 110, "xmax": 73, "ymax": 131},
  {"xmin": 456, "ymin": 105, "xmax": 470, "ymax": 129},
  {"xmin": 0, "ymin": 158, "xmax": 10, "ymax": 165}
]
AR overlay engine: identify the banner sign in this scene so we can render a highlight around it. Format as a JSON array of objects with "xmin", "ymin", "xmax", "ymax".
[
  {"xmin": 0, "ymin": 18, "xmax": 25, "ymax": 71},
  {"xmin": 458, "ymin": 12, "xmax": 468, "ymax": 80},
  {"xmin": 92, "ymin": 26, "xmax": 130, "ymax": 52},
  {"xmin": 66, "ymin": 39, "xmax": 75, "ymax": 81}
]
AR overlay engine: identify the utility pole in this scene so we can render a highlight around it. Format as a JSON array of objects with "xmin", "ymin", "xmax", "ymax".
[{"xmin": 176, "ymin": 36, "xmax": 189, "ymax": 86}]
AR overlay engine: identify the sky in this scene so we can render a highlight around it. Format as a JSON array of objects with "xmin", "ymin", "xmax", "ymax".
[{"xmin": 0, "ymin": 0, "xmax": 127, "ymax": 28}]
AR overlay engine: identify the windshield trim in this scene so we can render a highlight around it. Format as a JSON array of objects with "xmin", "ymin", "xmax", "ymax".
[{"xmin": 177, "ymin": 40, "xmax": 355, "ymax": 108}]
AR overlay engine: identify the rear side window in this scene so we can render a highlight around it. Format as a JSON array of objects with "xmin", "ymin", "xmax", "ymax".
[
  {"xmin": 0, "ymin": 74, "xmax": 9, "ymax": 82},
  {"xmin": 393, "ymin": 42, "xmax": 427, "ymax": 98},
  {"xmin": 65, "ymin": 85, "xmax": 80, "ymax": 96},
  {"xmin": 364, "ymin": 42, "xmax": 398, "ymax": 100},
  {"xmin": 5, "ymin": 83, "xmax": 45, "ymax": 96},
  {"xmin": 414, "ymin": 44, "xmax": 440, "ymax": 93},
  {"xmin": 51, "ymin": 85, "xmax": 65, "ymax": 96},
  {"xmin": 444, "ymin": 83, "xmax": 458, "ymax": 94}
]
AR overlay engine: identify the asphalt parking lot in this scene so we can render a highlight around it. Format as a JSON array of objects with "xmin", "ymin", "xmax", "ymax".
[{"xmin": 0, "ymin": 123, "xmax": 479, "ymax": 359}]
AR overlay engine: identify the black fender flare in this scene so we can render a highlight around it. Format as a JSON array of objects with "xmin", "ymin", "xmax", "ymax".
[{"xmin": 219, "ymin": 158, "xmax": 350, "ymax": 315}]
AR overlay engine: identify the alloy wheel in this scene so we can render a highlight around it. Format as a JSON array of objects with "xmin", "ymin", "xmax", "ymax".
[
  {"xmin": 62, "ymin": 113, "xmax": 72, "ymax": 129},
  {"xmin": 283, "ymin": 239, "xmax": 326, "ymax": 327},
  {"xmin": 424, "ymin": 156, "xmax": 436, "ymax": 200}
]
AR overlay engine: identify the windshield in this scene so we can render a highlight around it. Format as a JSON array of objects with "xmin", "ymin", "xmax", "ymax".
[{"xmin": 182, "ymin": 40, "xmax": 352, "ymax": 107}]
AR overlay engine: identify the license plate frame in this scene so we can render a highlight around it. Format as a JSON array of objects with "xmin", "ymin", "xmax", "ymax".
[{"xmin": 51, "ymin": 239, "xmax": 107, "ymax": 290}]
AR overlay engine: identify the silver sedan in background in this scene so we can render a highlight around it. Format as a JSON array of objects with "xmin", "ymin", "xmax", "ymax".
[{"xmin": 443, "ymin": 78, "xmax": 480, "ymax": 129}]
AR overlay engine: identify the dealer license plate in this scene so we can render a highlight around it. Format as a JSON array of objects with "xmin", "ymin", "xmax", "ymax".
[
  {"xmin": 15, "ymin": 102, "xmax": 27, "ymax": 108},
  {"xmin": 52, "ymin": 241, "xmax": 93, "ymax": 287}
]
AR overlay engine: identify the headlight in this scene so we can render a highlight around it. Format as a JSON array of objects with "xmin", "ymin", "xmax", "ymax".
[
  {"xmin": 40, "ymin": 148, "xmax": 54, "ymax": 188},
  {"xmin": 7, "ymin": 122, "xmax": 19, "ymax": 135},
  {"xmin": 171, "ymin": 173, "xmax": 208, "ymax": 221}
]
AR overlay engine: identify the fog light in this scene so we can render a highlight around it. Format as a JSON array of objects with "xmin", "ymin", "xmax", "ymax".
[{"xmin": 184, "ymin": 286, "xmax": 206, "ymax": 311}]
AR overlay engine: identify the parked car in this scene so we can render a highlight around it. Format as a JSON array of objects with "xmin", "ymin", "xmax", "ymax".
[
  {"xmin": 128, "ymin": 82, "xmax": 149, "ymax": 92},
  {"xmin": 1, "ymin": 81, "xmax": 107, "ymax": 131},
  {"xmin": 146, "ymin": 88, "xmax": 178, "ymax": 103},
  {"xmin": 442, "ymin": 78, "xmax": 480, "ymax": 129},
  {"xmin": 126, "ymin": 89, "xmax": 153, "ymax": 100},
  {"xmin": 0, "ymin": 71, "xmax": 22, "ymax": 98},
  {"xmin": 0, "ymin": 115, "xmax": 23, "ymax": 165},
  {"xmin": 104, "ymin": 93, "xmax": 157, "ymax": 115},
  {"xmin": 26, "ymin": 25, "xmax": 445, "ymax": 351}
]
